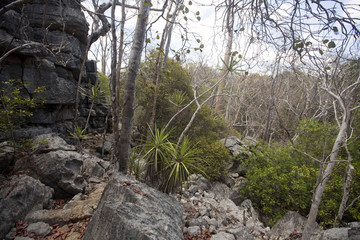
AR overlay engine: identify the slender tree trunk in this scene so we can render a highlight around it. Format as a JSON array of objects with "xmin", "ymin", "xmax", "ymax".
[
  {"xmin": 116, "ymin": 0, "xmax": 126, "ymax": 84},
  {"xmin": 148, "ymin": 0, "xmax": 178, "ymax": 135},
  {"xmin": 111, "ymin": 0, "xmax": 126, "ymax": 165},
  {"xmin": 302, "ymin": 105, "xmax": 350, "ymax": 240},
  {"xmin": 110, "ymin": 0, "xmax": 120, "ymax": 164},
  {"xmin": 118, "ymin": 0, "xmax": 150, "ymax": 173},
  {"xmin": 215, "ymin": 0, "xmax": 234, "ymax": 113},
  {"xmin": 334, "ymin": 142, "xmax": 354, "ymax": 227}
]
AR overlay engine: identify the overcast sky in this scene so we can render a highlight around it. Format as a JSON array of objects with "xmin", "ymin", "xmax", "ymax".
[{"xmin": 84, "ymin": 0, "xmax": 360, "ymax": 74}]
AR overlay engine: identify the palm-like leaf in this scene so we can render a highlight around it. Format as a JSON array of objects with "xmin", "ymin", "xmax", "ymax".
[
  {"xmin": 143, "ymin": 125, "xmax": 172, "ymax": 184},
  {"xmin": 163, "ymin": 137, "xmax": 205, "ymax": 193}
]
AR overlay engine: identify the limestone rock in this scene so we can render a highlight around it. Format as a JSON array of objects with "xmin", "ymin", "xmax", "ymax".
[
  {"xmin": 83, "ymin": 173, "xmax": 184, "ymax": 240},
  {"xmin": 15, "ymin": 134, "xmax": 109, "ymax": 197},
  {"xmin": 26, "ymin": 222, "xmax": 51, "ymax": 236},
  {"xmin": 0, "ymin": 175, "xmax": 53, "ymax": 239},
  {"xmin": 321, "ymin": 227, "xmax": 350, "ymax": 240},
  {"xmin": 211, "ymin": 231, "xmax": 235, "ymax": 240},
  {"xmin": 270, "ymin": 211, "xmax": 323, "ymax": 240},
  {"xmin": 25, "ymin": 182, "xmax": 105, "ymax": 226}
]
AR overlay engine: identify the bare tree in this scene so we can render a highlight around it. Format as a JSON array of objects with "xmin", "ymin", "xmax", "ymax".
[
  {"xmin": 215, "ymin": 0, "xmax": 234, "ymax": 113},
  {"xmin": 118, "ymin": 0, "xmax": 151, "ymax": 172}
]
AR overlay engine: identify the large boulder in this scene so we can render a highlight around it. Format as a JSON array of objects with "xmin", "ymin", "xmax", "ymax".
[
  {"xmin": 14, "ymin": 133, "xmax": 109, "ymax": 197},
  {"xmin": 83, "ymin": 173, "xmax": 184, "ymax": 240},
  {"xmin": 322, "ymin": 227, "xmax": 350, "ymax": 240},
  {"xmin": 270, "ymin": 211, "xmax": 323, "ymax": 240},
  {"xmin": 25, "ymin": 182, "xmax": 106, "ymax": 226},
  {"xmin": 0, "ymin": 175, "xmax": 53, "ymax": 239}
]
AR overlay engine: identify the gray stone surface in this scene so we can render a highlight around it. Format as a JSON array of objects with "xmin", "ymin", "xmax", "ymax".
[
  {"xmin": 83, "ymin": 173, "xmax": 184, "ymax": 240},
  {"xmin": 322, "ymin": 228, "xmax": 350, "ymax": 240},
  {"xmin": 0, "ymin": 0, "xmax": 108, "ymax": 134},
  {"xmin": 187, "ymin": 226, "xmax": 201, "ymax": 236},
  {"xmin": 270, "ymin": 211, "xmax": 323, "ymax": 240},
  {"xmin": 27, "ymin": 222, "xmax": 51, "ymax": 236},
  {"xmin": 15, "ymin": 134, "xmax": 109, "ymax": 197},
  {"xmin": 211, "ymin": 232, "xmax": 235, "ymax": 240},
  {"xmin": 0, "ymin": 175, "xmax": 53, "ymax": 239}
]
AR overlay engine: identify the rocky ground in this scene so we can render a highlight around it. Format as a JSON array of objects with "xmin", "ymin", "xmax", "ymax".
[{"xmin": 1, "ymin": 134, "xmax": 359, "ymax": 240}]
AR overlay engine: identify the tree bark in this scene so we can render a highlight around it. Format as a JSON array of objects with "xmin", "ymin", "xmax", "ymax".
[
  {"xmin": 110, "ymin": 0, "xmax": 120, "ymax": 164},
  {"xmin": 334, "ymin": 142, "xmax": 354, "ymax": 227},
  {"xmin": 215, "ymin": 0, "xmax": 234, "ymax": 113},
  {"xmin": 118, "ymin": 0, "xmax": 150, "ymax": 173},
  {"xmin": 302, "ymin": 104, "xmax": 350, "ymax": 240}
]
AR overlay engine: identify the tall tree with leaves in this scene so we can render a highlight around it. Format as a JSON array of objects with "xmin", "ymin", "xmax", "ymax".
[{"xmin": 118, "ymin": 0, "xmax": 151, "ymax": 172}]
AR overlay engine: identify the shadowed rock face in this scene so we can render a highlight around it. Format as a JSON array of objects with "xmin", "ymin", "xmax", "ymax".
[
  {"xmin": 0, "ymin": 175, "xmax": 54, "ymax": 239},
  {"xmin": 0, "ymin": 0, "xmax": 106, "ymax": 135},
  {"xmin": 83, "ymin": 173, "xmax": 185, "ymax": 240}
]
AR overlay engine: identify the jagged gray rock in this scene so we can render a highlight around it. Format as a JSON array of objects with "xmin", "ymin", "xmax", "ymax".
[
  {"xmin": 0, "ymin": 175, "xmax": 53, "ymax": 239},
  {"xmin": 26, "ymin": 222, "xmax": 51, "ymax": 236},
  {"xmin": 270, "ymin": 211, "xmax": 323, "ymax": 240},
  {"xmin": 321, "ymin": 228, "xmax": 350, "ymax": 240},
  {"xmin": 0, "ymin": 0, "xmax": 108, "ymax": 134},
  {"xmin": 15, "ymin": 134, "xmax": 109, "ymax": 197},
  {"xmin": 83, "ymin": 173, "xmax": 184, "ymax": 240}
]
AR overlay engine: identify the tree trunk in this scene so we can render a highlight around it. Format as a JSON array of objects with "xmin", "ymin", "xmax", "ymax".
[
  {"xmin": 148, "ymin": 0, "xmax": 178, "ymax": 135},
  {"xmin": 110, "ymin": 0, "xmax": 120, "ymax": 164},
  {"xmin": 334, "ymin": 142, "xmax": 354, "ymax": 227},
  {"xmin": 118, "ymin": 0, "xmax": 150, "ymax": 173},
  {"xmin": 302, "ymin": 105, "xmax": 350, "ymax": 240},
  {"xmin": 215, "ymin": 0, "xmax": 234, "ymax": 113}
]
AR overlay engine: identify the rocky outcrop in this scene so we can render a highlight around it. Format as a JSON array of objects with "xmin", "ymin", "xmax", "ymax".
[
  {"xmin": 270, "ymin": 211, "xmax": 323, "ymax": 240},
  {"xmin": 25, "ymin": 182, "xmax": 106, "ymax": 226},
  {"xmin": 181, "ymin": 175, "xmax": 269, "ymax": 239},
  {"xmin": 83, "ymin": 173, "xmax": 184, "ymax": 240},
  {"xmin": 0, "ymin": 0, "xmax": 108, "ymax": 136},
  {"xmin": 0, "ymin": 175, "xmax": 53, "ymax": 239},
  {"xmin": 14, "ymin": 133, "xmax": 110, "ymax": 197}
]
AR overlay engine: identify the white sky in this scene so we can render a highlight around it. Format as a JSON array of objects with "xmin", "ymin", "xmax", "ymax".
[{"xmin": 84, "ymin": 0, "xmax": 360, "ymax": 75}]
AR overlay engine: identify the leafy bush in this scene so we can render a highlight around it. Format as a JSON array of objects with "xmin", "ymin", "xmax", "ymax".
[
  {"xmin": 239, "ymin": 146, "xmax": 317, "ymax": 226},
  {"xmin": 193, "ymin": 137, "xmax": 231, "ymax": 181},
  {"xmin": 97, "ymin": 72, "xmax": 111, "ymax": 104},
  {"xmin": 0, "ymin": 80, "xmax": 45, "ymax": 135},
  {"xmin": 239, "ymin": 118, "xmax": 360, "ymax": 228}
]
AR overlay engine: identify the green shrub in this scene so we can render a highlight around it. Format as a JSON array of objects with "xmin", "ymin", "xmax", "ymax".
[
  {"xmin": 97, "ymin": 72, "xmax": 111, "ymax": 104},
  {"xmin": 239, "ymin": 146, "xmax": 317, "ymax": 226},
  {"xmin": 193, "ymin": 137, "xmax": 231, "ymax": 181}
]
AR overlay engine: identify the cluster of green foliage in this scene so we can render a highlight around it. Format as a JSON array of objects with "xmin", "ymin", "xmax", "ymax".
[
  {"xmin": 0, "ymin": 80, "xmax": 45, "ymax": 137},
  {"xmin": 135, "ymin": 51, "xmax": 228, "ymax": 141},
  {"xmin": 97, "ymin": 72, "xmax": 111, "ymax": 104},
  {"xmin": 239, "ymin": 118, "xmax": 360, "ymax": 228},
  {"xmin": 193, "ymin": 137, "xmax": 231, "ymax": 181},
  {"xmin": 139, "ymin": 126, "xmax": 204, "ymax": 193}
]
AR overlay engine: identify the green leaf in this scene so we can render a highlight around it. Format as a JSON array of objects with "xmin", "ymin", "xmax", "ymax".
[
  {"xmin": 196, "ymin": 39, "xmax": 201, "ymax": 43},
  {"xmin": 196, "ymin": 11, "xmax": 200, "ymax": 15},
  {"xmin": 328, "ymin": 41, "xmax": 336, "ymax": 49},
  {"xmin": 199, "ymin": 44, "xmax": 204, "ymax": 49},
  {"xmin": 319, "ymin": 49, "xmax": 324, "ymax": 55},
  {"xmin": 184, "ymin": 16, "xmax": 188, "ymax": 21},
  {"xmin": 185, "ymin": 7, "xmax": 189, "ymax": 13},
  {"xmin": 197, "ymin": 16, "xmax": 201, "ymax": 21},
  {"xmin": 189, "ymin": 1, "xmax": 192, "ymax": 5},
  {"xmin": 332, "ymin": 26, "xmax": 338, "ymax": 33},
  {"xmin": 323, "ymin": 39, "xmax": 329, "ymax": 44},
  {"xmin": 146, "ymin": 38, "xmax": 151, "ymax": 43}
]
